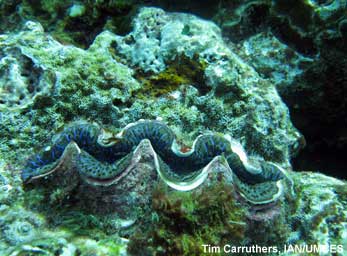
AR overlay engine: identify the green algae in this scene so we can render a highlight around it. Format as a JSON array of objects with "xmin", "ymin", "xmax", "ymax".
[{"xmin": 128, "ymin": 181, "xmax": 247, "ymax": 255}]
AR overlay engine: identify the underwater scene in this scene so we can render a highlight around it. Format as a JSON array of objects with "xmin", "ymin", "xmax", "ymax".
[{"xmin": 0, "ymin": 0, "xmax": 347, "ymax": 255}]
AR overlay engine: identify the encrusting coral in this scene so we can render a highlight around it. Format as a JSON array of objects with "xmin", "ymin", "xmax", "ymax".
[{"xmin": 22, "ymin": 120, "xmax": 287, "ymax": 205}]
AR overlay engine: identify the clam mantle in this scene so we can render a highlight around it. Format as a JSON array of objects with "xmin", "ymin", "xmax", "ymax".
[{"xmin": 22, "ymin": 120, "xmax": 289, "ymax": 205}]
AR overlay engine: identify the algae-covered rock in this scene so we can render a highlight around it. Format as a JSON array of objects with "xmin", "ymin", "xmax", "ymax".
[
  {"xmin": 0, "ymin": 7, "xmax": 301, "ymax": 166},
  {"xmin": 212, "ymin": 0, "xmax": 347, "ymax": 54},
  {"xmin": 213, "ymin": 2, "xmax": 346, "ymax": 177},
  {"xmin": 280, "ymin": 48, "xmax": 347, "ymax": 176},
  {"xmin": 0, "ymin": 0, "xmax": 137, "ymax": 48},
  {"xmin": 0, "ymin": 42, "xmax": 55, "ymax": 111},
  {"xmin": 156, "ymin": 0, "xmax": 345, "ymax": 177},
  {"xmin": 288, "ymin": 172, "xmax": 347, "ymax": 247},
  {"xmin": 0, "ymin": 160, "xmax": 128, "ymax": 255},
  {"xmin": 235, "ymin": 31, "xmax": 314, "ymax": 89},
  {"xmin": 0, "ymin": 20, "xmax": 141, "ymax": 162},
  {"xmin": 112, "ymin": 7, "xmax": 302, "ymax": 163},
  {"xmin": 0, "ymin": 21, "xmax": 140, "ymax": 119}
]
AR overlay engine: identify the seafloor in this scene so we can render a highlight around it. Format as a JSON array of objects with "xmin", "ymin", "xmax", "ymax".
[{"xmin": 0, "ymin": 1, "xmax": 346, "ymax": 256}]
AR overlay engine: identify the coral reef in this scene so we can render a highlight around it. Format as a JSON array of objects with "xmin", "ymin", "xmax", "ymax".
[
  {"xmin": 2, "ymin": 212, "xmax": 41, "ymax": 245},
  {"xmin": 0, "ymin": 21, "xmax": 140, "ymax": 165},
  {"xmin": 0, "ymin": 160, "xmax": 128, "ymax": 255},
  {"xmin": 285, "ymin": 172, "xmax": 347, "ymax": 252},
  {"xmin": 180, "ymin": 0, "xmax": 346, "ymax": 178},
  {"xmin": 4, "ymin": 1, "xmax": 345, "ymax": 55},
  {"xmin": 112, "ymin": 7, "xmax": 302, "ymax": 163},
  {"xmin": 1, "ymin": 2, "xmax": 345, "ymax": 174},
  {"xmin": 0, "ymin": 22, "xmax": 140, "ymax": 121},
  {"xmin": 0, "ymin": 45, "xmax": 55, "ymax": 110},
  {"xmin": 1, "ymin": 2, "xmax": 347, "ymax": 255},
  {"xmin": 209, "ymin": 0, "xmax": 347, "ymax": 55},
  {"xmin": 230, "ymin": 30, "xmax": 345, "ymax": 177},
  {"xmin": 234, "ymin": 31, "xmax": 314, "ymax": 89},
  {"xmin": 282, "ymin": 48, "xmax": 347, "ymax": 177},
  {"xmin": 0, "ymin": 0, "xmax": 137, "ymax": 48},
  {"xmin": 0, "ymin": 7, "xmax": 301, "ymax": 168},
  {"xmin": 207, "ymin": 0, "xmax": 347, "ymax": 178}
]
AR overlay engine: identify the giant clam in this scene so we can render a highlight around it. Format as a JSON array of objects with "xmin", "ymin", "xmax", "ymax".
[{"xmin": 22, "ymin": 120, "xmax": 288, "ymax": 205}]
